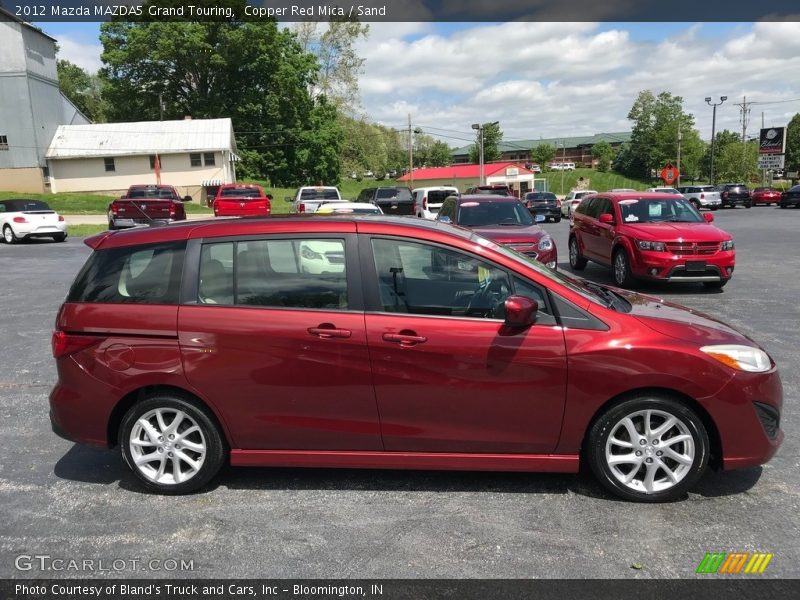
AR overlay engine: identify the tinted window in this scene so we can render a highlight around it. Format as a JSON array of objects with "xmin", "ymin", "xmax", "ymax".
[
  {"xmin": 438, "ymin": 199, "xmax": 456, "ymax": 220},
  {"xmin": 300, "ymin": 189, "xmax": 340, "ymax": 200},
  {"xmin": 580, "ymin": 197, "xmax": 601, "ymax": 218},
  {"xmin": 426, "ymin": 190, "xmax": 457, "ymax": 204},
  {"xmin": 371, "ymin": 238, "xmax": 511, "ymax": 319},
  {"xmin": 128, "ymin": 188, "xmax": 178, "ymax": 199},
  {"xmin": 376, "ymin": 188, "xmax": 412, "ymax": 201},
  {"xmin": 198, "ymin": 239, "xmax": 347, "ymax": 310},
  {"xmin": 68, "ymin": 242, "xmax": 186, "ymax": 304},
  {"xmin": 0, "ymin": 199, "xmax": 52, "ymax": 212},
  {"xmin": 457, "ymin": 201, "xmax": 533, "ymax": 227},
  {"xmin": 219, "ymin": 187, "xmax": 262, "ymax": 198}
]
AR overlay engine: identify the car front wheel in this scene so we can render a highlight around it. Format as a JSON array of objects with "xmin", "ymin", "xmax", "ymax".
[
  {"xmin": 613, "ymin": 248, "xmax": 634, "ymax": 287},
  {"xmin": 587, "ymin": 397, "xmax": 710, "ymax": 502},
  {"xmin": 120, "ymin": 394, "xmax": 226, "ymax": 494}
]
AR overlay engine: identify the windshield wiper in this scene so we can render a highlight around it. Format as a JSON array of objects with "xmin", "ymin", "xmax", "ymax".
[{"xmin": 580, "ymin": 281, "xmax": 615, "ymax": 308}]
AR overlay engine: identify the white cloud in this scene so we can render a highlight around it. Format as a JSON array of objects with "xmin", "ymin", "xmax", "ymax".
[
  {"xmin": 55, "ymin": 35, "xmax": 103, "ymax": 73},
  {"xmin": 359, "ymin": 21, "xmax": 800, "ymax": 146}
]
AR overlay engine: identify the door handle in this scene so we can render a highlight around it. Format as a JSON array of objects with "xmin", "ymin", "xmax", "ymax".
[
  {"xmin": 308, "ymin": 324, "xmax": 351, "ymax": 339},
  {"xmin": 382, "ymin": 331, "xmax": 427, "ymax": 346}
]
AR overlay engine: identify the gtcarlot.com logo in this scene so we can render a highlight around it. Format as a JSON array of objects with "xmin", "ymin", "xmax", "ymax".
[{"xmin": 696, "ymin": 552, "xmax": 773, "ymax": 574}]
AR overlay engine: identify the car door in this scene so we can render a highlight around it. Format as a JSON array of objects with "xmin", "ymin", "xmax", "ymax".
[
  {"xmin": 178, "ymin": 230, "xmax": 382, "ymax": 451},
  {"xmin": 361, "ymin": 235, "xmax": 568, "ymax": 453},
  {"xmin": 592, "ymin": 197, "xmax": 616, "ymax": 265},
  {"xmin": 573, "ymin": 196, "xmax": 600, "ymax": 259}
]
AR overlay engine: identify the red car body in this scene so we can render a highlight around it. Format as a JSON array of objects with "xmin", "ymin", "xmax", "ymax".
[
  {"xmin": 108, "ymin": 185, "xmax": 188, "ymax": 230},
  {"xmin": 569, "ymin": 192, "xmax": 735, "ymax": 288},
  {"xmin": 751, "ymin": 187, "xmax": 782, "ymax": 206},
  {"xmin": 213, "ymin": 184, "xmax": 272, "ymax": 217},
  {"xmin": 436, "ymin": 194, "xmax": 558, "ymax": 268},
  {"xmin": 49, "ymin": 216, "xmax": 781, "ymax": 500}
]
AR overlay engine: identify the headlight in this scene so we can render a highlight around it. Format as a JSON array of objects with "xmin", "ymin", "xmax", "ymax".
[
  {"xmin": 721, "ymin": 239, "xmax": 734, "ymax": 251},
  {"xmin": 538, "ymin": 236, "xmax": 553, "ymax": 251},
  {"xmin": 700, "ymin": 344, "xmax": 771, "ymax": 372},
  {"xmin": 637, "ymin": 240, "xmax": 666, "ymax": 251},
  {"xmin": 301, "ymin": 246, "xmax": 323, "ymax": 261}
]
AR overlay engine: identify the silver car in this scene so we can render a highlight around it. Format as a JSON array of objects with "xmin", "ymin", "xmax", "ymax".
[{"xmin": 676, "ymin": 186, "xmax": 722, "ymax": 211}]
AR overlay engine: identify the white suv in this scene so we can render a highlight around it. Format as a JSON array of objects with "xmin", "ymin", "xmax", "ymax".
[
  {"xmin": 550, "ymin": 162, "xmax": 576, "ymax": 171},
  {"xmin": 412, "ymin": 186, "xmax": 459, "ymax": 220}
]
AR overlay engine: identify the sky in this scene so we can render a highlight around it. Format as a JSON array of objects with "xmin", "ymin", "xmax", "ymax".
[{"xmin": 39, "ymin": 20, "xmax": 800, "ymax": 148}]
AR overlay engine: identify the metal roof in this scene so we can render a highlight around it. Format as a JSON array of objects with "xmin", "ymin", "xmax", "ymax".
[
  {"xmin": 46, "ymin": 118, "xmax": 237, "ymax": 159},
  {"xmin": 452, "ymin": 132, "xmax": 632, "ymax": 156}
]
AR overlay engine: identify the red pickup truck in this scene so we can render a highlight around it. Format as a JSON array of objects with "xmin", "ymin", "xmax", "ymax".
[
  {"xmin": 212, "ymin": 184, "xmax": 272, "ymax": 217},
  {"xmin": 107, "ymin": 185, "xmax": 190, "ymax": 230}
]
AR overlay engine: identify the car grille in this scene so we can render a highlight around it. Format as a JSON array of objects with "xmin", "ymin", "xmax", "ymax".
[
  {"xmin": 753, "ymin": 402, "xmax": 780, "ymax": 439},
  {"xmin": 665, "ymin": 241, "xmax": 719, "ymax": 256}
]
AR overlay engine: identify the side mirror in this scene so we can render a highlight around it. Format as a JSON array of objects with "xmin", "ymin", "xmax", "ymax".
[
  {"xmin": 438, "ymin": 215, "xmax": 452, "ymax": 224},
  {"xmin": 703, "ymin": 212, "xmax": 714, "ymax": 223},
  {"xmin": 534, "ymin": 214, "xmax": 545, "ymax": 223},
  {"xmin": 599, "ymin": 213, "xmax": 615, "ymax": 225},
  {"xmin": 182, "ymin": 195, "xmax": 192, "ymax": 203},
  {"xmin": 504, "ymin": 295, "xmax": 538, "ymax": 328}
]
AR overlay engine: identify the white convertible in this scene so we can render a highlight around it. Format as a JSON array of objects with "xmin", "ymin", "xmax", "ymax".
[{"xmin": 0, "ymin": 199, "xmax": 67, "ymax": 244}]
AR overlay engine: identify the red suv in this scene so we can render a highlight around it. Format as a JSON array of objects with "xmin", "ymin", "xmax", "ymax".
[
  {"xmin": 50, "ymin": 216, "xmax": 781, "ymax": 501},
  {"xmin": 569, "ymin": 192, "xmax": 735, "ymax": 289},
  {"xmin": 212, "ymin": 184, "xmax": 272, "ymax": 217}
]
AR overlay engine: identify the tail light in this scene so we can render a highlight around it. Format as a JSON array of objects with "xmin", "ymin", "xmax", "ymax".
[
  {"xmin": 700, "ymin": 193, "xmax": 705, "ymax": 199},
  {"xmin": 13, "ymin": 216, "xmax": 27, "ymax": 223},
  {"xmin": 169, "ymin": 203, "xmax": 176, "ymax": 217},
  {"xmin": 298, "ymin": 203, "xmax": 306, "ymax": 213},
  {"xmin": 111, "ymin": 204, "xmax": 119, "ymax": 216},
  {"xmin": 722, "ymin": 191, "xmax": 729, "ymax": 199},
  {"xmin": 51, "ymin": 331, "xmax": 101, "ymax": 358},
  {"xmin": 58, "ymin": 215, "xmax": 65, "ymax": 222},
  {"xmin": 422, "ymin": 195, "xmax": 428, "ymax": 210}
]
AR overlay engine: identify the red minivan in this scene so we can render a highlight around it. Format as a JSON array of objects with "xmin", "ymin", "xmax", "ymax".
[
  {"xmin": 213, "ymin": 184, "xmax": 272, "ymax": 217},
  {"xmin": 50, "ymin": 216, "xmax": 781, "ymax": 501},
  {"xmin": 569, "ymin": 192, "xmax": 735, "ymax": 289}
]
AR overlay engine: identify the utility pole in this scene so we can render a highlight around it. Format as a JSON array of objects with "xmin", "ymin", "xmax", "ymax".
[
  {"xmin": 560, "ymin": 140, "xmax": 566, "ymax": 194},
  {"xmin": 408, "ymin": 113, "xmax": 413, "ymax": 189},
  {"xmin": 705, "ymin": 96, "xmax": 727, "ymax": 184},
  {"xmin": 676, "ymin": 123, "xmax": 682, "ymax": 187},
  {"xmin": 735, "ymin": 96, "xmax": 753, "ymax": 180},
  {"xmin": 159, "ymin": 93, "xmax": 164, "ymax": 121}
]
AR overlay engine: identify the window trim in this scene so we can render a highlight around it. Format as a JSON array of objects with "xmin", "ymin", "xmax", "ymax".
[
  {"xmin": 189, "ymin": 153, "xmax": 202, "ymax": 168},
  {"xmin": 203, "ymin": 152, "xmax": 216, "ymax": 167},
  {"xmin": 103, "ymin": 157, "xmax": 115, "ymax": 172},
  {"xmin": 0, "ymin": 134, "xmax": 9, "ymax": 150}
]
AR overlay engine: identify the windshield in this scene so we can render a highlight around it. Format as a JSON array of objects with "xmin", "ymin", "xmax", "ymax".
[
  {"xmin": 619, "ymin": 198, "xmax": 702, "ymax": 223},
  {"xmin": 458, "ymin": 201, "xmax": 534, "ymax": 227},
  {"xmin": 127, "ymin": 188, "xmax": 178, "ymax": 199},
  {"xmin": 220, "ymin": 188, "xmax": 262, "ymax": 198}
]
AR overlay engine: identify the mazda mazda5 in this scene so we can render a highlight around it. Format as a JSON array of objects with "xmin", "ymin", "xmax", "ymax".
[{"xmin": 50, "ymin": 216, "xmax": 782, "ymax": 501}]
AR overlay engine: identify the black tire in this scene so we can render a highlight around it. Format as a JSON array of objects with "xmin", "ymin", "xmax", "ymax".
[
  {"xmin": 703, "ymin": 279, "xmax": 729, "ymax": 290},
  {"xmin": 586, "ymin": 396, "xmax": 710, "ymax": 502},
  {"xmin": 53, "ymin": 233, "xmax": 67, "ymax": 243},
  {"xmin": 120, "ymin": 393, "xmax": 226, "ymax": 494},
  {"xmin": 710, "ymin": 206, "xmax": 719, "ymax": 211},
  {"xmin": 779, "ymin": 204, "xmax": 787, "ymax": 209},
  {"xmin": 554, "ymin": 216, "xmax": 562, "ymax": 223},
  {"xmin": 744, "ymin": 202, "xmax": 752, "ymax": 209},
  {"xmin": 568, "ymin": 236, "xmax": 587, "ymax": 270},
  {"xmin": 612, "ymin": 248, "xmax": 634, "ymax": 288},
  {"xmin": 690, "ymin": 200, "xmax": 700, "ymax": 211},
  {"xmin": 3, "ymin": 225, "xmax": 19, "ymax": 244}
]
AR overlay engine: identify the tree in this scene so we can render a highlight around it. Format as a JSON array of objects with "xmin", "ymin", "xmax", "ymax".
[
  {"xmin": 468, "ymin": 122, "xmax": 503, "ymax": 164},
  {"xmin": 785, "ymin": 113, "xmax": 800, "ymax": 173},
  {"xmin": 56, "ymin": 59, "xmax": 106, "ymax": 122},
  {"xmin": 427, "ymin": 140, "xmax": 453, "ymax": 167},
  {"xmin": 293, "ymin": 18, "xmax": 369, "ymax": 114},
  {"xmin": 714, "ymin": 139, "xmax": 759, "ymax": 182},
  {"xmin": 591, "ymin": 140, "xmax": 614, "ymax": 172},
  {"xmin": 530, "ymin": 143, "xmax": 556, "ymax": 170},
  {"xmin": 623, "ymin": 90, "xmax": 702, "ymax": 180},
  {"xmin": 701, "ymin": 129, "xmax": 740, "ymax": 180},
  {"xmin": 99, "ymin": 0, "xmax": 339, "ymax": 185}
]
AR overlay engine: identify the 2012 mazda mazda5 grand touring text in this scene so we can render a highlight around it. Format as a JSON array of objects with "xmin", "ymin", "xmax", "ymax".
[{"xmin": 49, "ymin": 216, "xmax": 783, "ymax": 502}]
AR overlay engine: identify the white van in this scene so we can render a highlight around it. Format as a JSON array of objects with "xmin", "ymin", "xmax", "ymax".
[
  {"xmin": 412, "ymin": 186, "xmax": 459, "ymax": 219},
  {"xmin": 550, "ymin": 162, "xmax": 576, "ymax": 171}
]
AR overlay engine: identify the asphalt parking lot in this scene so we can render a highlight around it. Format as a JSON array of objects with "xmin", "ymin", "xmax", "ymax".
[{"xmin": 1, "ymin": 206, "xmax": 798, "ymax": 579}]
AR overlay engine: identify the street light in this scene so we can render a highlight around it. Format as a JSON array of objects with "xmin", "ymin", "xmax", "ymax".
[
  {"xmin": 705, "ymin": 96, "xmax": 727, "ymax": 184},
  {"xmin": 472, "ymin": 121, "xmax": 499, "ymax": 185}
]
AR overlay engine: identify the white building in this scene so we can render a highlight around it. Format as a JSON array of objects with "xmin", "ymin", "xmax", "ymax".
[
  {"xmin": 45, "ymin": 117, "xmax": 239, "ymax": 201},
  {"xmin": 0, "ymin": 8, "xmax": 89, "ymax": 193}
]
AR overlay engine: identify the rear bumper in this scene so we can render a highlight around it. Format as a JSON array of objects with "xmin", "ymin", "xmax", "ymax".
[
  {"xmin": 14, "ymin": 223, "xmax": 66, "ymax": 237},
  {"xmin": 111, "ymin": 218, "xmax": 181, "ymax": 228}
]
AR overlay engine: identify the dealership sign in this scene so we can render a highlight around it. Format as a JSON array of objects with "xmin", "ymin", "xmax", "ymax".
[
  {"xmin": 759, "ymin": 127, "xmax": 786, "ymax": 154},
  {"xmin": 758, "ymin": 154, "xmax": 785, "ymax": 170}
]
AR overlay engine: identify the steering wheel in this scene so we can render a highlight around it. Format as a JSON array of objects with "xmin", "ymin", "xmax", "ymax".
[{"xmin": 466, "ymin": 277, "xmax": 509, "ymax": 318}]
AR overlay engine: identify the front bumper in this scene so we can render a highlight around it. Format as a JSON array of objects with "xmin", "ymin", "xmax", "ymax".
[{"xmin": 631, "ymin": 249, "xmax": 735, "ymax": 282}]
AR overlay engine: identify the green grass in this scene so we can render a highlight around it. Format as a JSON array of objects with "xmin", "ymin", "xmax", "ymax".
[
  {"xmin": 67, "ymin": 224, "xmax": 108, "ymax": 237},
  {"xmin": 536, "ymin": 169, "xmax": 654, "ymax": 194},
  {"xmin": 0, "ymin": 191, "xmax": 212, "ymax": 215}
]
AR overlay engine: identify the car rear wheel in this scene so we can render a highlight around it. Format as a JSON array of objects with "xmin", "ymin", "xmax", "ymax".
[
  {"xmin": 120, "ymin": 394, "xmax": 226, "ymax": 494},
  {"xmin": 53, "ymin": 233, "xmax": 67, "ymax": 243},
  {"xmin": 744, "ymin": 202, "xmax": 752, "ymax": 208},
  {"xmin": 710, "ymin": 206, "xmax": 719, "ymax": 211},
  {"xmin": 587, "ymin": 396, "xmax": 710, "ymax": 502},
  {"xmin": 613, "ymin": 248, "xmax": 634, "ymax": 287},
  {"xmin": 553, "ymin": 216, "xmax": 562, "ymax": 223},
  {"xmin": 3, "ymin": 225, "xmax": 18, "ymax": 244},
  {"xmin": 568, "ymin": 236, "xmax": 587, "ymax": 270}
]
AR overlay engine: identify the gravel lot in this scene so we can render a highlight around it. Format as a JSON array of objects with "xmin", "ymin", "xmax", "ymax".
[{"xmin": 1, "ymin": 207, "xmax": 798, "ymax": 579}]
